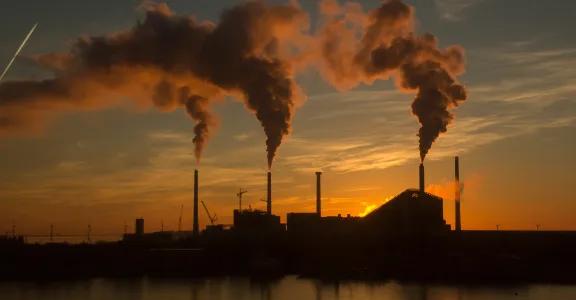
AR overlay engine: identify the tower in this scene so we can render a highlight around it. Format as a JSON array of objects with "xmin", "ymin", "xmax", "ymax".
[
  {"xmin": 193, "ymin": 169, "xmax": 199, "ymax": 236},
  {"xmin": 316, "ymin": 172, "xmax": 322, "ymax": 216},
  {"xmin": 419, "ymin": 163, "xmax": 425, "ymax": 193},
  {"xmin": 267, "ymin": 171, "xmax": 272, "ymax": 215},
  {"xmin": 455, "ymin": 156, "xmax": 462, "ymax": 232}
]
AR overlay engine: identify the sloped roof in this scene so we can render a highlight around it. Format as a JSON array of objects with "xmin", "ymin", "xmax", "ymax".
[{"xmin": 364, "ymin": 188, "xmax": 443, "ymax": 219}]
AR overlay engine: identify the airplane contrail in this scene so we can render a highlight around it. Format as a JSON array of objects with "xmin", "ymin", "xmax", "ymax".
[{"xmin": 0, "ymin": 23, "xmax": 38, "ymax": 82}]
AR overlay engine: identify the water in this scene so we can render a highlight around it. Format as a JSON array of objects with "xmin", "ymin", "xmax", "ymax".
[
  {"xmin": 23, "ymin": 235, "xmax": 123, "ymax": 244},
  {"xmin": 1, "ymin": 276, "xmax": 575, "ymax": 300}
]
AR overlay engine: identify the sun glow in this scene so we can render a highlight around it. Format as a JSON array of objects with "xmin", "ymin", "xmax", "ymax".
[{"xmin": 359, "ymin": 204, "xmax": 377, "ymax": 217}]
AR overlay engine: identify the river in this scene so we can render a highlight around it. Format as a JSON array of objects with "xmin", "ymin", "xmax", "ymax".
[{"xmin": 1, "ymin": 276, "xmax": 575, "ymax": 300}]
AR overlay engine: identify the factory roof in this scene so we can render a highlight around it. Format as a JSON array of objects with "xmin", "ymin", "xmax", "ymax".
[{"xmin": 363, "ymin": 188, "xmax": 444, "ymax": 219}]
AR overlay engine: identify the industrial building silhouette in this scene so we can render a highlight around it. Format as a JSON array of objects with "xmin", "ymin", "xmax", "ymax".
[
  {"xmin": 4, "ymin": 156, "xmax": 576, "ymax": 282},
  {"xmin": 118, "ymin": 156, "xmax": 576, "ymax": 281},
  {"xmin": 125, "ymin": 157, "xmax": 453, "ymax": 240}
]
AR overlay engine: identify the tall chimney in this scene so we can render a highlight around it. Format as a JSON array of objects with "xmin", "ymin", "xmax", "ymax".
[
  {"xmin": 315, "ymin": 172, "xmax": 322, "ymax": 216},
  {"xmin": 193, "ymin": 169, "xmax": 199, "ymax": 236},
  {"xmin": 135, "ymin": 218, "xmax": 144, "ymax": 236},
  {"xmin": 267, "ymin": 171, "xmax": 272, "ymax": 215},
  {"xmin": 419, "ymin": 163, "xmax": 425, "ymax": 193},
  {"xmin": 455, "ymin": 156, "xmax": 462, "ymax": 232}
]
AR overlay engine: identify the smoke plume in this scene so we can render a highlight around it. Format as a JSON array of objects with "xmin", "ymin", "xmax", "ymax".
[
  {"xmin": 0, "ymin": 2, "xmax": 307, "ymax": 166},
  {"xmin": 0, "ymin": 0, "xmax": 465, "ymax": 164},
  {"xmin": 153, "ymin": 81, "xmax": 214, "ymax": 163},
  {"xmin": 317, "ymin": 0, "xmax": 467, "ymax": 161}
]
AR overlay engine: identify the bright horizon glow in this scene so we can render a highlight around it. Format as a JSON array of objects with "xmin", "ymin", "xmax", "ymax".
[{"xmin": 0, "ymin": 0, "xmax": 575, "ymax": 239}]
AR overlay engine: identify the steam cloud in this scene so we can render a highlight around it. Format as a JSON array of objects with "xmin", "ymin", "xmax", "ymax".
[
  {"xmin": 316, "ymin": 0, "xmax": 467, "ymax": 161},
  {"xmin": 0, "ymin": 2, "xmax": 307, "ymax": 166}
]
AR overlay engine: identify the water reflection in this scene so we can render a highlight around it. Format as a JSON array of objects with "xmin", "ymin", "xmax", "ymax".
[{"xmin": 1, "ymin": 276, "xmax": 576, "ymax": 300}]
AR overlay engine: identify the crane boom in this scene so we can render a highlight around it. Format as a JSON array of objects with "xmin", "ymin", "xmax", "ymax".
[{"xmin": 201, "ymin": 200, "xmax": 217, "ymax": 225}]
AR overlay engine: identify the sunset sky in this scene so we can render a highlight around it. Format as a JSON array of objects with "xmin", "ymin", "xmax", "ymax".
[{"xmin": 0, "ymin": 0, "xmax": 575, "ymax": 238}]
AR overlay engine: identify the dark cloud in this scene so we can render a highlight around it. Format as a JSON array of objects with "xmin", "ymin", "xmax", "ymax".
[
  {"xmin": 0, "ymin": 0, "xmax": 467, "ymax": 164},
  {"xmin": 317, "ymin": 0, "xmax": 467, "ymax": 161},
  {"xmin": 0, "ymin": 2, "xmax": 307, "ymax": 167}
]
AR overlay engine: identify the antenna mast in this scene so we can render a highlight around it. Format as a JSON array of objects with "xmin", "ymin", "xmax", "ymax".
[
  {"xmin": 236, "ymin": 188, "xmax": 248, "ymax": 211},
  {"xmin": 178, "ymin": 204, "xmax": 184, "ymax": 232}
]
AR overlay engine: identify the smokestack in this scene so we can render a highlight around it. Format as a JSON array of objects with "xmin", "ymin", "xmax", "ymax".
[
  {"xmin": 419, "ymin": 163, "xmax": 425, "ymax": 193},
  {"xmin": 193, "ymin": 169, "xmax": 199, "ymax": 236},
  {"xmin": 455, "ymin": 156, "xmax": 461, "ymax": 232},
  {"xmin": 267, "ymin": 171, "xmax": 272, "ymax": 215},
  {"xmin": 315, "ymin": 172, "xmax": 322, "ymax": 216},
  {"xmin": 135, "ymin": 218, "xmax": 144, "ymax": 236}
]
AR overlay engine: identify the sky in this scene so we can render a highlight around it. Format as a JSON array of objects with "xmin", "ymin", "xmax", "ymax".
[{"xmin": 0, "ymin": 0, "xmax": 575, "ymax": 238}]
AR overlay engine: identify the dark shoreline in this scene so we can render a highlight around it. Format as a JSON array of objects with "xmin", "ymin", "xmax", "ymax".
[{"xmin": 2, "ymin": 230, "xmax": 576, "ymax": 284}]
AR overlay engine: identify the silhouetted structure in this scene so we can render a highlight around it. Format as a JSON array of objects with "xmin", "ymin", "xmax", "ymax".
[
  {"xmin": 204, "ymin": 224, "xmax": 226, "ymax": 235},
  {"xmin": 0, "ymin": 235, "xmax": 24, "ymax": 246},
  {"xmin": 362, "ymin": 189, "xmax": 449, "ymax": 235},
  {"xmin": 455, "ymin": 156, "xmax": 462, "ymax": 232},
  {"xmin": 267, "ymin": 171, "xmax": 272, "ymax": 215},
  {"xmin": 316, "ymin": 172, "xmax": 322, "ymax": 216},
  {"xmin": 233, "ymin": 209, "xmax": 283, "ymax": 234},
  {"xmin": 287, "ymin": 213, "xmax": 320, "ymax": 235},
  {"xmin": 8, "ymin": 156, "xmax": 576, "ymax": 283},
  {"xmin": 419, "ymin": 163, "xmax": 425, "ymax": 193},
  {"xmin": 193, "ymin": 169, "xmax": 199, "ymax": 236},
  {"xmin": 287, "ymin": 213, "xmax": 361, "ymax": 236},
  {"xmin": 135, "ymin": 218, "xmax": 144, "ymax": 236}
]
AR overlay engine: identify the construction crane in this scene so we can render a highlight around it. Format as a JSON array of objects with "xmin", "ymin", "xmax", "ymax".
[
  {"xmin": 178, "ymin": 204, "xmax": 184, "ymax": 232},
  {"xmin": 201, "ymin": 200, "xmax": 217, "ymax": 225},
  {"xmin": 236, "ymin": 188, "xmax": 248, "ymax": 211}
]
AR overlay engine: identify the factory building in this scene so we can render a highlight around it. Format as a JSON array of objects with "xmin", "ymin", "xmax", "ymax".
[
  {"xmin": 287, "ymin": 213, "xmax": 361, "ymax": 236},
  {"xmin": 287, "ymin": 190, "xmax": 448, "ymax": 237},
  {"xmin": 287, "ymin": 163, "xmax": 450, "ymax": 237},
  {"xmin": 286, "ymin": 213, "xmax": 320, "ymax": 234},
  {"xmin": 361, "ymin": 163, "xmax": 449, "ymax": 235},
  {"xmin": 362, "ymin": 189, "xmax": 449, "ymax": 235},
  {"xmin": 233, "ymin": 209, "xmax": 284, "ymax": 233},
  {"xmin": 127, "ymin": 158, "xmax": 455, "ymax": 241}
]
